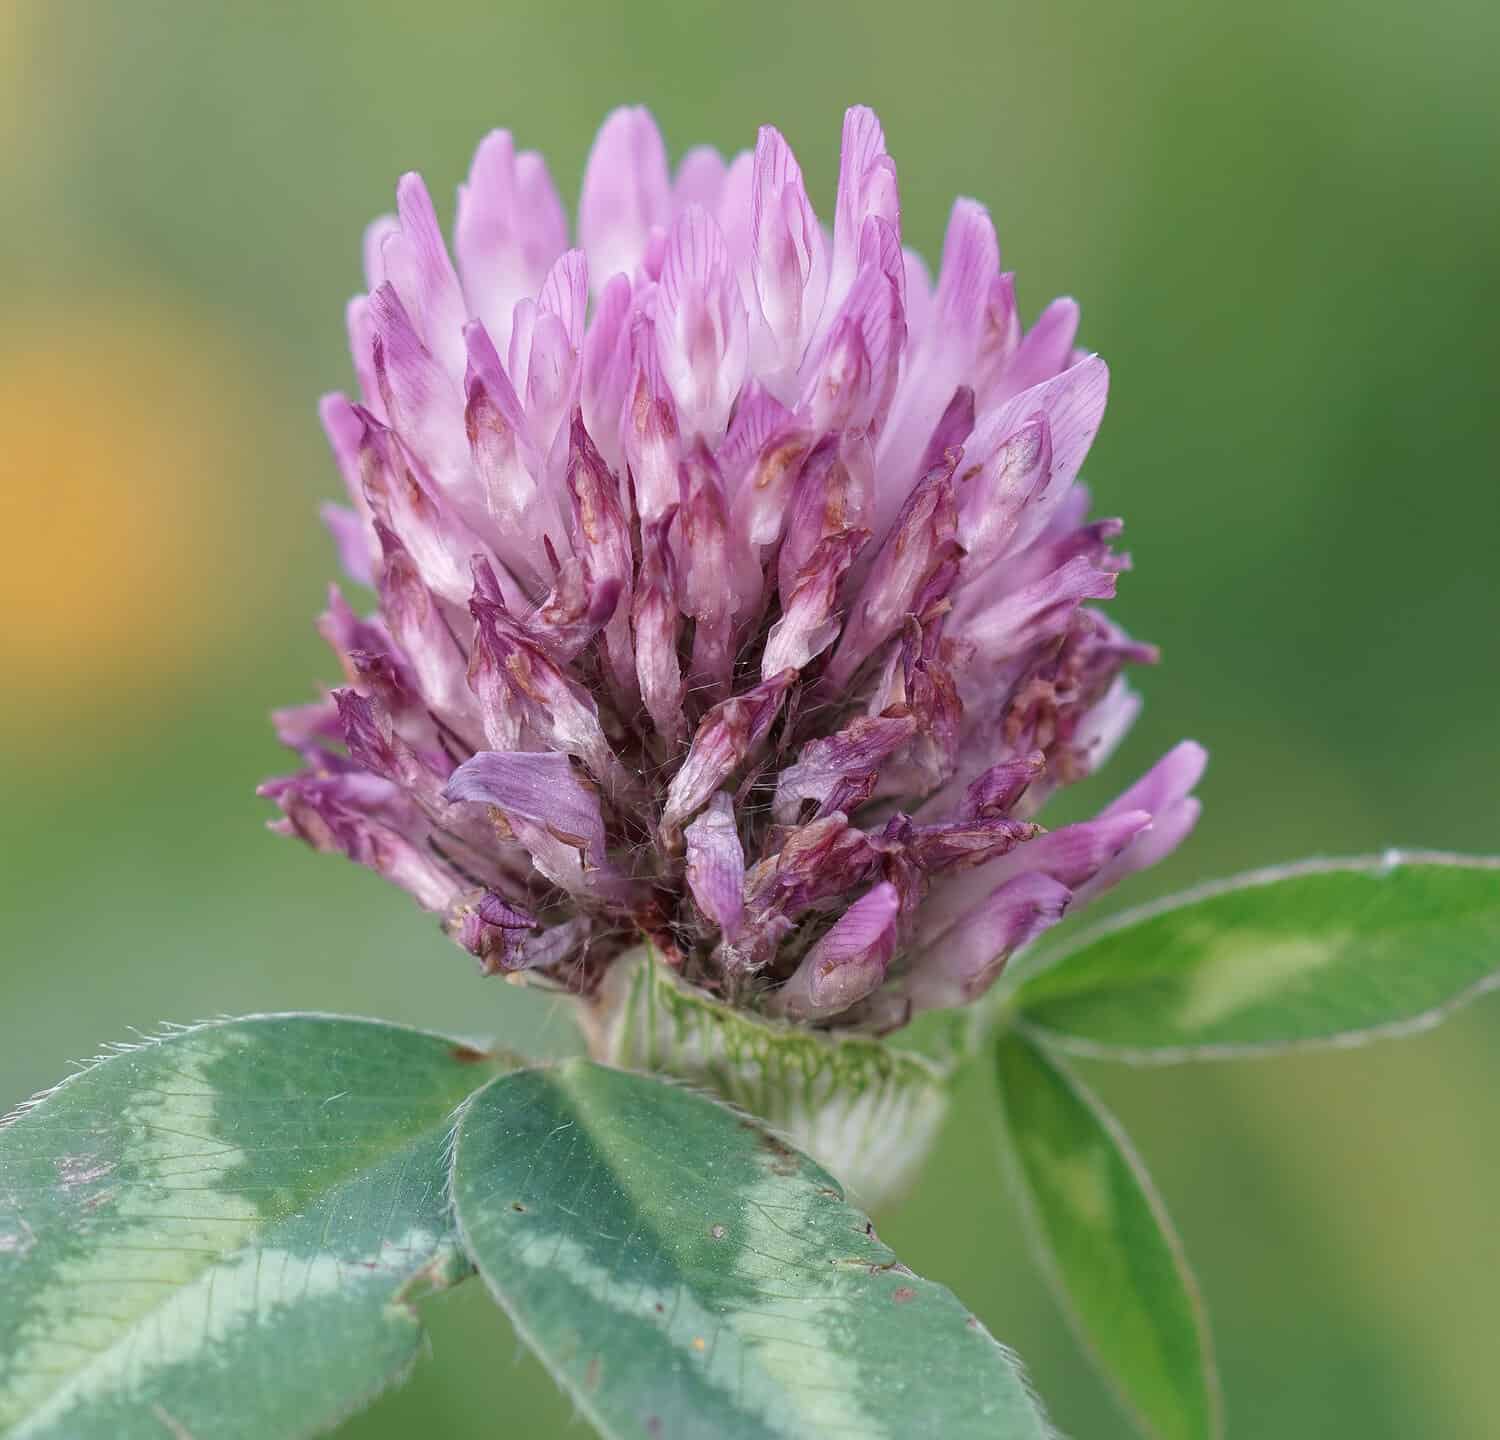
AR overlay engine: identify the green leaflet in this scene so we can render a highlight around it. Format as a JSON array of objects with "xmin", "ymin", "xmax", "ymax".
[
  {"xmin": 1015, "ymin": 851, "xmax": 1500, "ymax": 1061},
  {"xmin": 994, "ymin": 1031, "xmax": 1220, "ymax": 1440},
  {"xmin": 451, "ymin": 1059, "xmax": 1053, "ymax": 1440},
  {"xmin": 0, "ymin": 1014, "xmax": 506, "ymax": 1439}
]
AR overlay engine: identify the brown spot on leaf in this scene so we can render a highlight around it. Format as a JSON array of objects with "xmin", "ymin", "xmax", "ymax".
[
  {"xmin": 511, "ymin": 1201, "xmax": 526, "ymax": 1213},
  {"xmin": 449, "ymin": 1043, "xmax": 493, "ymax": 1064},
  {"xmin": 756, "ymin": 1129, "xmax": 800, "ymax": 1176},
  {"xmin": 892, "ymin": 1286, "xmax": 917, "ymax": 1304},
  {"xmin": 709, "ymin": 1223, "xmax": 727, "ymax": 1241},
  {"xmin": 585, "ymin": 1355, "xmax": 601, "ymax": 1391}
]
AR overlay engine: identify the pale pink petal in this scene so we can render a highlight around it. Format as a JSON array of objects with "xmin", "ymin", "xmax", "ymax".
[
  {"xmin": 771, "ymin": 882, "xmax": 900, "ymax": 1022},
  {"xmin": 456, "ymin": 130, "xmax": 569, "ymax": 355},
  {"xmin": 656, "ymin": 206, "xmax": 748, "ymax": 442},
  {"xmin": 684, "ymin": 792, "xmax": 746, "ymax": 941},
  {"xmin": 579, "ymin": 106, "xmax": 672, "ymax": 291}
]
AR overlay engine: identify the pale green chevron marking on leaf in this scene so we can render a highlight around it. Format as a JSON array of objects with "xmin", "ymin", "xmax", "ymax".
[
  {"xmin": 0, "ymin": 1014, "xmax": 507, "ymax": 1439},
  {"xmin": 994, "ymin": 1031, "xmax": 1221, "ymax": 1440},
  {"xmin": 451, "ymin": 1059, "xmax": 1054, "ymax": 1440},
  {"xmin": 1170, "ymin": 930, "xmax": 1344, "ymax": 1030},
  {"xmin": 1013, "ymin": 852, "xmax": 1500, "ymax": 1061}
]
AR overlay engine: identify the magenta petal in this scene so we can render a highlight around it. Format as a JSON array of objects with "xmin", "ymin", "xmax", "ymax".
[
  {"xmin": 273, "ymin": 697, "xmax": 341, "ymax": 756},
  {"xmin": 318, "ymin": 392, "xmax": 380, "ymax": 564},
  {"xmin": 1101, "ymin": 739, "xmax": 1208, "ymax": 820},
  {"xmin": 771, "ymin": 882, "xmax": 900, "ymax": 1022},
  {"xmin": 443, "ymin": 749, "xmax": 630, "ymax": 901},
  {"xmin": 798, "ymin": 220, "xmax": 906, "ymax": 440},
  {"xmin": 361, "ymin": 173, "xmax": 469, "ymax": 382},
  {"xmin": 972, "ymin": 272, "xmax": 1022, "ymax": 403},
  {"xmin": 623, "ymin": 294, "xmax": 683, "ymax": 525},
  {"xmin": 684, "ymin": 793, "xmax": 747, "ymax": 941},
  {"xmin": 743, "ymin": 814, "xmax": 883, "ymax": 927},
  {"xmin": 930, "ymin": 201, "xmax": 999, "ymax": 358},
  {"xmin": 826, "ymin": 463, "xmax": 960, "ymax": 688},
  {"xmin": 879, "ymin": 199, "xmax": 997, "ymax": 487},
  {"xmin": 959, "ymin": 361, "xmax": 1110, "ymax": 591},
  {"xmin": 674, "ymin": 445, "xmax": 755, "ymax": 696},
  {"xmin": 1006, "ymin": 809, "xmax": 1154, "ymax": 889},
  {"xmin": 632, "ymin": 517, "xmax": 686, "ymax": 747},
  {"xmin": 579, "ymin": 273, "xmax": 634, "ymax": 476},
  {"xmin": 261, "ymin": 772, "xmax": 461, "ymax": 915},
  {"xmin": 456, "ymin": 130, "xmax": 568, "ymax": 356},
  {"xmin": 901, "ymin": 813, "xmax": 1040, "ymax": 873},
  {"xmin": 827, "ymin": 106, "xmax": 900, "ymax": 325},
  {"xmin": 454, "ymin": 893, "xmax": 539, "ymax": 976},
  {"xmin": 673, "ymin": 145, "xmax": 728, "ymax": 213},
  {"xmin": 718, "ymin": 381, "xmax": 793, "ymax": 492},
  {"xmin": 320, "ymin": 503, "xmax": 376, "ymax": 587},
  {"xmin": 992, "ymin": 296, "xmax": 1082, "ymax": 405},
  {"xmin": 963, "ymin": 555, "xmax": 1119, "ymax": 669},
  {"xmin": 955, "ymin": 418, "xmax": 1051, "ymax": 583},
  {"xmin": 564, "ymin": 416, "xmax": 633, "ymax": 592},
  {"xmin": 527, "ymin": 557, "xmax": 622, "ymax": 663},
  {"xmin": 365, "ymin": 282, "xmax": 471, "ymax": 498},
  {"xmin": 1071, "ymin": 741, "xmax": 1208, "ymax": 902},
  {"xmin": 916, "ymin": 385, "xmax": 976, "ymax": 479},
  {"xmin": 772, "ymin": 714, "xmax": 919, "ymax": 824},
  {"xmin": 761, "ymin": 528, "xmax": 866, "ymax": 681},
  {"xmin": 374, "ymin": 528, "xmax": 476, "ymax": 733},
  {"xmin": 565, "ymin": 414, "xmax": 640, "ymax": 710},
  {"xmin": 657, "ymin": 206, "xmax": 747, "ymax": 442},
  {"xmin": 1077, "ymin": 798, "xmax": 1203, "ymax": 907},
  {"xmin": 538, "ymin": 248, "xmax": 589, "ymax": 353},
  {"xmin": 906, "ymin": 873, "xmax": 1072, "ymax": 1011},
  {"xmin": 777, "ymin": 433, "xmax": 873, "ymax": 599},
  {"xmin": 579, "ymin": 106, "xmax": 671, "ymax": 291},
  {"xmin": 660, "ymin": 669, "xmax": 794, "ymax": 842},
  {"xmin": 462, "ymin": 322, "xmax": 560, "ymax": 594},
  {"xmin": 918, "ymin": 808, "xmax": 1151, "ymax": 948},
  {"xmin": 750, "ymin": 126, "xmax": 827, "ymax": 384},
  {"xmin": 468, "ymin": 587, "xmax": 628, "ymax": 790}
]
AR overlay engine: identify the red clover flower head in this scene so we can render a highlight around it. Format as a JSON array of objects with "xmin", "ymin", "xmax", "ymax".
[{"xmin": 263, "ymin": 106, "xmax": 1205, "ymax": 1035}]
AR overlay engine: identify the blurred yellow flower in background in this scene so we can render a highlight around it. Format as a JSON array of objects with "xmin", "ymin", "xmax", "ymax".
[{"xmin": 0, "ymin": 305, "xmax": 251, "ymax": 732}]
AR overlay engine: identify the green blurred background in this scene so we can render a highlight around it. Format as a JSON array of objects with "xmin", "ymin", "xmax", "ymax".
[{"xmin": 2, "ymin": 1, "xmax": 1496, "ymax": 1434}]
